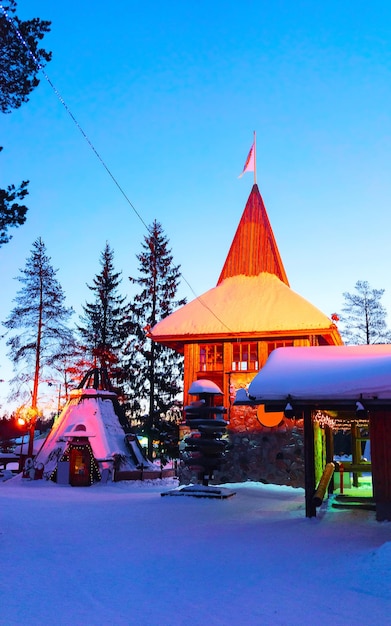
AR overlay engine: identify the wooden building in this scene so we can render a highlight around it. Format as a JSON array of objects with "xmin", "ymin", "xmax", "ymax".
[
  {"xmin": 243, "ymin": 345, "xmax": 391, "ymax": 521},
  {"xmin": 150, "ymin": 184, "xmax": 343, "ymax": 485}
]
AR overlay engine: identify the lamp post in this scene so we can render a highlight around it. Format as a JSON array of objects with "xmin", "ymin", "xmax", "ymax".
[
  {"xmin": 47, "ymin": 380, "xmax": 63, "ymax": 420},
  {"xmin": 26, "ymin": 407, "xmax": 38, "ymax": 458}
]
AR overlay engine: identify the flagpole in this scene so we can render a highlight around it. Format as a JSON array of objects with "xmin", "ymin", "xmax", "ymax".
[{"xmin": 253, "ymin": 130, "xmax": 257, "ymax": 185}]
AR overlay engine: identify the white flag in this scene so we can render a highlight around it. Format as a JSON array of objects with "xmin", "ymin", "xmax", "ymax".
[{"xmin": 238, "ymin": 142, "xmax": 255, "ymax": 177}]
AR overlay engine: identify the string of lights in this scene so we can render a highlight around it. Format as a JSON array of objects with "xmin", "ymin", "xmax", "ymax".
[
  {"xmin": 0, "ymin": 3, "xmax": 234, "ymax": 334},
  {"xmin": 313, "ymin": 411, "xmax": 336, "ymax": 429}
]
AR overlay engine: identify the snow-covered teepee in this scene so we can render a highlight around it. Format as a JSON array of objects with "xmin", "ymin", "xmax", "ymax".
[{"xmin": 34, "ymin": 368, "xmax": 161, "ymax": 484}]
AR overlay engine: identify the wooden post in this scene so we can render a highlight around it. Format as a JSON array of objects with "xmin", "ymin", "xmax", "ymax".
[
  {"xmin": 369, "ymin": 409, "xmax": 391, "ymax": 521},
  {"xmin": 351, "ymin": 421, "xmax": 361, "ymax": 488},
  {"xmin": 303, "ymin": 409, "xmax": 317, "ymax": 518},
  {"xmin": 325, "ymin": 425, "xmax": 335, "ymax": 494},
  {"xmin": 339, "ymin": 463, "xmax": 344, "ymax": 494}
]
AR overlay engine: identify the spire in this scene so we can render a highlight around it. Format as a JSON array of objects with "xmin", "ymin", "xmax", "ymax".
[{"xmin": 217, "ymin": 184, "xmax": 289, "ymax": 286}]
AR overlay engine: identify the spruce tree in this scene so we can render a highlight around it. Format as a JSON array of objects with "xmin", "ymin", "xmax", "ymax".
[
  {"xmin": 339, "ymin": 280, "xmax": 391, "ymax": 345},
  {"xmin": 3, "ymin": 237, "xmax": 74, "ymax": 454},
  {"xmin": 51, "ymin": 337, "xmax": 90, "ymax": 403},
  {"xmin": 125, "ymin": 220, "xmax": 186, "ymax": 456},
  {"xmin": 0, "ymin": 166, "xmax": 28, "ymax": 246},
  {"xmin": 1, "ymin": 1, "xmax": 52, "ymax": 113},
  {"xmin": 1, "ymin": 1, "xmax": 51, "ymax": 245},
  {"xmin": 78, "ymin": 242, "xmax": 131, "ymax": 378}
]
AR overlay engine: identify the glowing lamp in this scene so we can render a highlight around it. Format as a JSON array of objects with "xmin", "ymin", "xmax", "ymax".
[
  {"xmin": 355, "ymin": 401, "xmax": 367, "ymax": 418},
  {"xmin": 284, "ymin": 402, "xmax": 295, "ymax": 419}
]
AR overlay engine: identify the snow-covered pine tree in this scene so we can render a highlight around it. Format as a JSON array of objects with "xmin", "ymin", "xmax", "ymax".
[
  {"xmin": 339, "ymin": 280, "xmax": 391, "ymax": 344},
  {"xmin": 125, "ymin": 220, "xmax": 186, "ymax": 456},
  {"xmin": 78, "ymin": 242, "xmax": 131, "ymax": 379},
  {"xmin": 3, "ymin": 237, "xmax": 74, "ymax": 454}
]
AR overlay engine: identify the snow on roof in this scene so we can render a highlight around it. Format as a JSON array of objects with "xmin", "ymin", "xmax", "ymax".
[
  {"xmin": 35, "ymin": 388, "xmax": 156, "ymax": 474},
  {"xmin": 151, "ymin": 273, "xmax": 336, "ymax": 339},
  {"xmin": 247, "ymin": 344, "xmax": 391, "ymax": 402},
  {"xmin": 188, "ymin": 379, "xmax": 223, "ymax": 395}
]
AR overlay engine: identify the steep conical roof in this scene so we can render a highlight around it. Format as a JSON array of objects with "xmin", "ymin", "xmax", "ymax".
[
  {"xmin": 150, "ymin": 182, "xmax": 342, "ymax": 350},
  {"xmin": 217, "ymin": 184, "xmax": 289, "ymax": 286}
]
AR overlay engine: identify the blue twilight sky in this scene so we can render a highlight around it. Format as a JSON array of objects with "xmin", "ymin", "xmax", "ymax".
[{"xmin": 1, "ymin": 0, "xmax": 391, "ymax": 409}]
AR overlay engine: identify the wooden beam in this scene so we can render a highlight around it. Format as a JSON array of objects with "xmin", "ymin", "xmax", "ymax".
[
  {"xmin": 369, "ymin": 410, "xmax": 391, "ymax": 521},
  {"xmin": 303, "ymin": 409, "xmax": 317, "ymax": 518},
  {"xmin": 312, "ymin": 462, "xmax": 335, "ymax": 507},
  {"xmin": 325, "ymin": 425, "xmax": 335, "ymax": 494}
]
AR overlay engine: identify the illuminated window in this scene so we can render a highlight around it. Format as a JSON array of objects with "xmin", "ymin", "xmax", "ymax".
[
  {"xmin": 232, "ymin": 342, "xmax": 258, "ymax": 371},
  {"xmin": 199, "ymin": 344, "xmax": 223, "ymax": 371},
  {"xmin": 267, "ymin": 340, "xmax": 294, "ymax": 356}
]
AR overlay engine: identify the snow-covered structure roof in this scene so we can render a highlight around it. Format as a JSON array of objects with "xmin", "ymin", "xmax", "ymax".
[
  {"xmin": 188, "ymin": 379, "xmax": 224, "ymax": 395},
  {"xmin": 243, "ymin": 344, "xmax": 391, "ymax": 407},
  {"xmin": 150, "ymin": 184, "xmax": 341, "ymax": 349},
  {"xmin": 34, "ymin": 383, "xmax": 158, "ymax": 480},
  {"xmin": 150, "ymin": 273, "xmax": 340, "ymax": 345}
]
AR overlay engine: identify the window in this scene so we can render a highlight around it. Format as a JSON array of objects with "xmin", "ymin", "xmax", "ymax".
[
  {"xmin": 232, "ymin": 342, "xmax": 258, "ymax": 371},
  {"xmin": 199, "ymin": 344, "xmax": 223, "ymax": 371},
  {"xmin": 267, "ymin": 340, "xmax": 294, "ymax": 356}
]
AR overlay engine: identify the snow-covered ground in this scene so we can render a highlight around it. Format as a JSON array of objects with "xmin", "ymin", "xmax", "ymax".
[{"xmin": 0, "ymin": 476, "xmax": 390, "ymax": 625}]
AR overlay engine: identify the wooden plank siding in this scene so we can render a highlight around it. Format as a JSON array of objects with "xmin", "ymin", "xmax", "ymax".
[
  {"xmin": 152, "ymin": 183, "xmax": 342, "ymax": 430},
  {"xmin": 217, "ymin": 184, "xmax": 289, "ymax": 286}
]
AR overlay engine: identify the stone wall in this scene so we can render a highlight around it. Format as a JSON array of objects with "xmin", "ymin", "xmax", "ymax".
[{"xmin": 179, "ymin": 410, "xmax": 305, "ymax": 489}]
